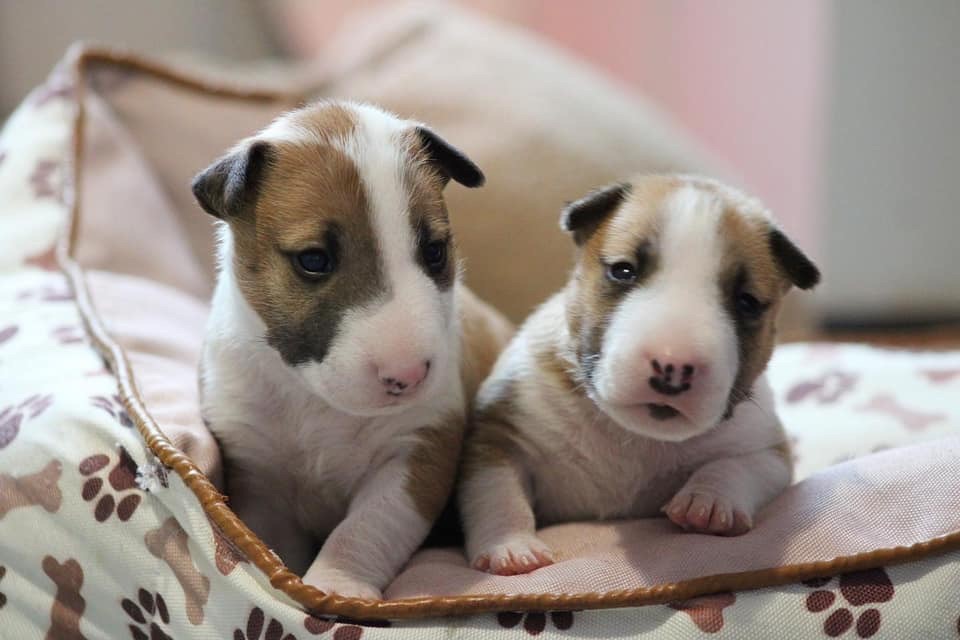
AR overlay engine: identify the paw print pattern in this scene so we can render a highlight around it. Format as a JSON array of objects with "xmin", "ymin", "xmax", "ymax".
[
  {"xmin": 52, "ymin": 324, "xmax": 86, "ymax": 345},
  {"xmin": 496, "ymin": 611, "xmax": 574, "ymax": 635},
  {"xmin": 803, "ymin": 568, "xmax": 894, "ymax": 637},
  {"xmin": 122, "ymin": 588, "xmax": 172, "ymax": 640},
  {"xmin": 16, "ymin": 284, "xmax": 73, "ymax": 302},
  {"xmin": 920, "ymin": 368, "xmax": 960, "ymax": 384},
  {"xmin": 211, "ymin": 516, "xmax": 248, "ymax": 576},
  {"xmin": 235, "ymin": 606, "xmax": 297, "ymax": 640},
  {"xmin": 856, "ymin": 393, "xmax": 946, "ymax": 432},
  {"xmin": 786, "ymin": 370, "xmax": 858, "ymax": 405},
  {"xmin": 304, "ymin": 614, "xmax": 388, "ymax": 639},
  {"xmin": 23, "ymin": 244, "xmax": 59, "ymax": 271},
  {"xmin": 0, "ymin": 394, "xmax": 54, "ymax": 449},
  {"xmin": 30, "ymin": 158, "xmax": 62, "ymax": 200},
  {"xmin": 668, "ymin": 592, "xmax": 736, "ymax": 633},
  {"xmin": 91, "ymin": 394, "xmax": 133, "ymax": 428},
  {"xmin": 0, "ymin": 325, "xmax": 17, "ymax": 346},
  {"xmin": 79, "ymin": 447, "xmax": 141, "ymax": 522}
]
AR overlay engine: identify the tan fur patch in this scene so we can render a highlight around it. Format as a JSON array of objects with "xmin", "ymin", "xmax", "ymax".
[
  {"xmin": 458, "ymin": 286, "xmax": 514, "ymax": 400},
  {"xmin": 406, "ymin": 414, "xmax": 465, "ymax": 520},
  {"xmin": 461, "ymin": 413, "xmax": 520, "ymax": 479},
  {"xmin": 566, "ymin": 175, "xmax": 680, "ymax": 377},
  {"xmin": 718, "ymin": 208, "xmax": 791, "ymax": 400},
  {"xmin": 228, "ymin": 104, "xmax": 385, "ymax": 365}
]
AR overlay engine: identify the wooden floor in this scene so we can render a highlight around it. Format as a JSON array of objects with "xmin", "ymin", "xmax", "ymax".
[{"xmin": 793, "ymin": 323, "xmax": 960, "ymax": 351}]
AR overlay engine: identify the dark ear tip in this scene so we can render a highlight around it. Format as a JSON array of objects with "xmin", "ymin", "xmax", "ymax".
[
  {"xmin": 462, "ymin": 166, "xmax": 486, "ymax": 188},
  {"xmin": 796, "ymin": 264, "xmax": 821, "ymax": 290},
  {"xmin": 768, "ymin": 227, "xmax": 821, "ymax": 290},
  {"xmin": 415, "ymin": 125, "xmax": 485, "ymax": 188}
]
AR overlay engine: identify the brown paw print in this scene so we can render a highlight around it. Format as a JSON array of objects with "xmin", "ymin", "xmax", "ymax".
[
  {"xmin": 803, "ymin": 568, "xmax": 894, "ymax": 637},
  {"xmin": 122, "ymin": 588, "xmax": 172, "ymax": 640},
  {"xmin": 304, "ymin": 614, "xmax": 389, "ymax": 639},
  {"xmin": 30, "ymin": 158, "xmax": 62, "ymax": 200},
  {"xmin": 79, "ymin": 446, "xmax": 141, "ymax": 522},
  {"xmin": 0, "ymin": 565, "xmax": 6, "ymax": 610},
  {"xmin": 669, "ymin": 592, "xmax": 736, "ymax": 633},
  {"xmin": 496, "ymin": 611, "xmax": 575, "ymax": 635},
  {"xmin": 0, "ymin": 394, "xmax": 54, "ymax": 449},
  {"xmin": 90, "ymin": 394, "xmax": 133, "ymax": 428},
  {"xmin": 235, "ymin": 606, "xmax": 298, "ymax": 640}
]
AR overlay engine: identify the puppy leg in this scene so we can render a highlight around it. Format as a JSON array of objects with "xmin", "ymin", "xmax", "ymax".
[
  {"xmin": 303, "ymin": 456, "xmax": 437, "ymax": 599},
  {"xmin": 229, "ymin": 484, "xmax": 315, "ymax": 575},
  {"xmin": 460, "ymin": 461, "xmax": 554, "ymax": 575},
  {"xmin": 664, "ymin": 446, "xmax": 791, "ymax": 535}
]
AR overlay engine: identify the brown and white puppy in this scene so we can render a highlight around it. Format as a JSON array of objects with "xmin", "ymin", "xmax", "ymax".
[
  {"xmin": 193, "ymin": 101, "xmax": 512, "ymax": 598},
  {"xmin": 459, "ymin": 175, "xmax": 819, "ymax": 575}
]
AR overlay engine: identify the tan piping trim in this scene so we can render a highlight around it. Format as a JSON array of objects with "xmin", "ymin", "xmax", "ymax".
[{"xmin": 55, "ymin": 45, "xmax": 960, "ymax": 620}]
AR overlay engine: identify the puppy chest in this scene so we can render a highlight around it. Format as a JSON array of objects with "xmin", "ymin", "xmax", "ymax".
[{"xmin": 527, "ymin": 437, "xmax": 691, "ymax": 524}]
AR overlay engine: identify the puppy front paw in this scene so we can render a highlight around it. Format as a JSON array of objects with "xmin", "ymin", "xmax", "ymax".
[
  {"xmin": 663, "ymin": 490, "xmax": 753, "ymax": 536},
  {"xmin": 302, "ymin": 567, "xmax": 382, "ymax": 600},
  {"xmin": 471, "ymin": 533, "xmax": 555, "ymax": 575}
]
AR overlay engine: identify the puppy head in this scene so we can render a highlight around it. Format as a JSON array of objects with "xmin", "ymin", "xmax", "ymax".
[
  {"xmin": 192, "ymin": 101, "xmax": 484, "ymax": 416},
  {"xmin": 561, "ymin": 175, "xmax": 819, "ymax": 441}
]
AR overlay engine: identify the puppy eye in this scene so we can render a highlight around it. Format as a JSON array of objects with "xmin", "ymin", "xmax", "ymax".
[
  {"xmin": 608, "ymin": 261, "xmax": 637, "ymax": 283},
  {"xmin": 735, "ymin": 291, "xmax": 766, "ymax": 318},
  {"xmin": 294, "ymin": 249, "xmax": 334, "ymax": 277},
  {"xmin": 422, "ymin": 240, "xmax": 447, "ymax": 274}
]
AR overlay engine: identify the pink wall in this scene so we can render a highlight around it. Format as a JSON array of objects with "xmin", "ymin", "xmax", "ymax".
[
  {"xmin": 276, "ymin": 0, "xmax": 827, "ymax": 251},
  {"xmin": 524, "ymin": 1, "xmax": 827, "ymax": 252}
]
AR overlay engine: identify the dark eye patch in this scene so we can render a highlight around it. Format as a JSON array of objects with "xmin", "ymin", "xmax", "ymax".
[
  {"xmin": 727, "ymin": 267, "xmax": 770, "ymax": 327},
  {"xmin": 414, "ymin": 218, "xmax": 453, "ymax": 289}
]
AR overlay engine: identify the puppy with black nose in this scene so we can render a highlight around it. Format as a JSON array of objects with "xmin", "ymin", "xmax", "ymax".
[
  {"xmin": 193, "ymin": 101, "xmax": 512, "ymax": 598},
  {"xmin": 459, "ymin": 175, "xmax": 819, "ymax": 575}
]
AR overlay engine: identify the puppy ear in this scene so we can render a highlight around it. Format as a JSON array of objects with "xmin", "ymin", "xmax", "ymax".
[
  {"xmin": 191, "ymin": 141, "xmax": 272, "ymax": 219},
  {"xmin": 768, "ymin": 227, "xmax": 820, "ymax": 290},
  {"xmin": 415, "ymin": 126, "xmax": 485, "ymax": 188},
  {"xmin": 560, "ymin": 182, "xmax": 631, "ymax": 246}
]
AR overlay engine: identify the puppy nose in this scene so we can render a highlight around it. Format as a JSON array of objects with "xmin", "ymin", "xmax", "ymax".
[
  {"xmin": 379, "ymin": 360, "xmax": 430, "ymax": 396},
  {"xmin": 648, "ymin": 358, "xmax": 697, "ymax": 396}
]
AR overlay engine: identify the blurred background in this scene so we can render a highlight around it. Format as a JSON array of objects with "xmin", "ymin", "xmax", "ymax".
[{"xmin": 2, "ymin": 0, "xmax": 958, "ymax": 344}]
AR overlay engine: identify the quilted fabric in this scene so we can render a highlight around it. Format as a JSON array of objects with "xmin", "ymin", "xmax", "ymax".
[{"xmin": 1, "ymin": 54, "xmax": 959, "ymax": 639}]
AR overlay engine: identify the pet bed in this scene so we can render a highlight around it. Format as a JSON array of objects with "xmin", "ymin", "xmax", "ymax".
[{"xmin": 1, "ymin": 25, "xmax": 959, "ymax": 640}]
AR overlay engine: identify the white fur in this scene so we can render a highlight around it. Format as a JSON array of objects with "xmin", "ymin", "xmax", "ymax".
[
  {"xmin": 297, "ymin": 105, "xmax": 459, "ymax": 416},
  {"xmin": 202, "ymin": 105, "xmax": 464, "ymax": 598},
  {"xmin": 594, "ymin": 186, "xmax": 740, "ymax": 441}
]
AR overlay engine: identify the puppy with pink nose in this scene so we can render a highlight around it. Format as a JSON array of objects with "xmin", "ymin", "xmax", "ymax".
[
  {"xmin": 459, "ymin": 175, "xmax": 819, "ymax": 575},
  {"xmin": 194, "ymin": 101, "xmax": 511, "ymax": 598}
]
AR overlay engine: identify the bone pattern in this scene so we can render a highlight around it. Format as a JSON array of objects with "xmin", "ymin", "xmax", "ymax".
[
  {"xmin": 145, "ymin": 517, "xmax": 210, "ymax": 625},
  {"xmin": 0, "ymin": 460, "xmax": 62, "ymax": 519}
]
